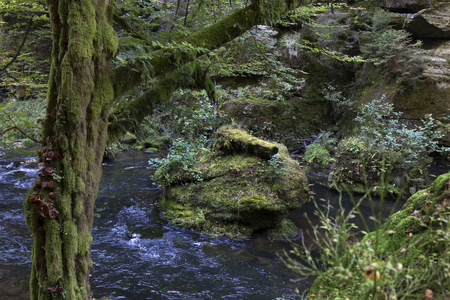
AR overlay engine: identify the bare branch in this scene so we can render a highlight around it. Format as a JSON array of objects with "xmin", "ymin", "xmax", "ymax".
[{"xmin": 0, "ymin": 17, "xmax": 34, "ymax": 73}]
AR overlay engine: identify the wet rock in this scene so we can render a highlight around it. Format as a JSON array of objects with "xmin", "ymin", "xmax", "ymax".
[
  {"xmin": 389, "ymin": 0, "xmax": 450, "ymax": 39},
  {"xmin": 381, "ymin": 0, "xmax": 431, "ymax": 13},
  {"xmin": 159, "ymin": 127, "xmax": 310, "ymax": 238}
]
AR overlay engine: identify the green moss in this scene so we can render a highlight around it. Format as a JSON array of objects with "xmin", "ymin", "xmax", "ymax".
[
  {"xmin": 266, "ymin": 218, "xmax": 299, "ymax": 240},
  {"xmin": 94, "ymin": 14, "xmax": 118, "ymax": 57},
  {"xmin": 91, "ymin": 72, "xmax": 115, "ymax": 118},
  {"xmin": 44, "ymin": 220, "xmax": 63, "ymax": 283},
  {"xmin": 363, "ymin": 172, "xmax": 450, "ymax": 263},
  {"xmin": 67, "ymin": 0, "xmax": 96, "ymax": 60},
  {"xmin": 159, "ymin": 130, "xmax": 310, "ymax": 238},
  {"xmin": 221, "ymin": 98, "xmax": 331, "ymax": 147},
  {"xmin": 73, "ymin": 196, "xmax": 83, "ymax": 218}
]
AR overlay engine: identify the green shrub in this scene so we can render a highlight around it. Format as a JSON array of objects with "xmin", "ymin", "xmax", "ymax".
[
  {"xmin": 359, "ymin": 10, "xmax": 425, "ymax": 89},
  {"xmin": 329, "ymin": 96, "xmax": 443, "ymax": 196},
  {"xmin": 0, "ymin": 99, "xmax": 45, "ymax": 145},
  {"xmin": 21, "ymin": 138, "xmax": 35, "ymax": 148},
  {"xmin": 149, "ymin": 138, "xmax": 205, "ymax": 186}
]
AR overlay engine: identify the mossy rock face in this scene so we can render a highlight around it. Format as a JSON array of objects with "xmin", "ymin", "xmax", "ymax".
[
  {"xmin": 363, "ymin": 171, "xmax": 450, "ymax": 262},
  {"xmin": 355, "ymin": 71, "xmax": 450, "ymax": 121},
  {"xmin": 221, "ymin": 98, "xmax": 332, "ymax": 148},
  {"xmin": 382, "ymin": 0, "xmax": 430, "ymax": 13},
  {"xmin": 388, "ymin": 0, "xmax": 450, "ymax": 39},
  {"xmin": 309, "ymin": 172, "xmax": 450, "ymax": 298},
  {"xmin": 160, "ymin": 127, "xmax": 310, "ymax": 238}
]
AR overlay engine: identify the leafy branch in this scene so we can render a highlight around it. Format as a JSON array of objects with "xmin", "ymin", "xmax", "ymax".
[{"xmin": 0, "ymin": 109, "xmax": 41, "ymax": 143}]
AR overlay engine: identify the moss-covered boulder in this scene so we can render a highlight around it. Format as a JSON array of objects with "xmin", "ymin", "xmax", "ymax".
[
  {"xmin": 387, "ymin": 0, "xmax": 450, "ymax": 39},
  {"xmin": 382, "ymin": 0, "xmax": 430, "ymax": 13},
  {"xmin": 159, "ymin": 126, "xmax": 310, "ymax": 238},
  {"xmin": 363, "ymin": 171, "xmax": 450, "ymax": 262},
  {"xmin": 309, "ymin": 172, "xmax": 450, "ymax": 298}
]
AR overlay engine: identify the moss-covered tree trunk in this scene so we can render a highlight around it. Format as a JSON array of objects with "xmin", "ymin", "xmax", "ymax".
[{"xmin": 24, "ymin": 0, "xmax": 118, "ymax": 299}]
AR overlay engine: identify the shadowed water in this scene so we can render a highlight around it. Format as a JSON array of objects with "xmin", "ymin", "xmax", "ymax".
[
  {"xmin": 0, "ymin": 150, "xmax": 306, "ymax": 300},
  {"xmin": 1, "ymin": 148, "xmax": 447, "ymax": 299}
]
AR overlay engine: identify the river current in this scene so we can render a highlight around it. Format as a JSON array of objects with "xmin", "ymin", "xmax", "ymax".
[
  {"xmin": 1, "ymin": 148, "xmax": 448, "ymax": 299},
  {"xmin": 0, "ymin": 149, "xmax": 309, "ymax": 300}
]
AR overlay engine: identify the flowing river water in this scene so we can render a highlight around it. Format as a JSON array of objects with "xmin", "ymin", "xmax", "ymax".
[{"xmin": 0, "ymin": 148, "xmax": 448, "ymax": 299}]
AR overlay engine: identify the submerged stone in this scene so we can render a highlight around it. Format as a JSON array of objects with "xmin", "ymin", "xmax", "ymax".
[{"xmin": 159, "ymin": 126, "xmax": 310, "ymax": 238}]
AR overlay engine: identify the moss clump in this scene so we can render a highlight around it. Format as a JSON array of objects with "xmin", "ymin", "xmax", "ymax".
[
  {"xmin": 363, "ymin": 172, "xmax": 450, "ymax": 263},
  {"xmin": 158, "ymin": 127, "xmax": 310, "ymax": 238},
  {"xmin": 304, "ymin": 143, "xmax": 334, "ymax": 166},
  {"xmin": 145, "ymin": 147, "xmax": 158, "ymax": 153},
  {"xmin": 266, "ymin": 218, "xmax": 300, "ymax": 240}
]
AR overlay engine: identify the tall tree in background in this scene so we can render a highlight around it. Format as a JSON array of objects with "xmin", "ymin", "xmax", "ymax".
[{"xmin": 24, "ymin": 0, "xmax": 302, "ymax": 299}]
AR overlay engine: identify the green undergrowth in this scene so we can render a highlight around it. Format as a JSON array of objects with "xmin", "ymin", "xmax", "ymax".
[
  {"xmin": 328, "ymin": 96, "xmax": 444, "ymax": 197},
  {"xmin": 282, "ymin": 171, "xmax": 450, "ymax": 299}
]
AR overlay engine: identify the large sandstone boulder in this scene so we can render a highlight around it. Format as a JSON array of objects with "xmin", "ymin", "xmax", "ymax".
[
  {"xmin": 381, "ymin": 0, "xmax": 431, "ymax": 13},
  {"xmin": 159, "ymin": 126, "xmax": 310, "ymax": 238},
  {"xmin": 388, "ymin": 0, "xmax": 450, "ymax": 39},
  {"xmin": 355, "ymin": 39, "xmax": 450, "ymax": 147}
]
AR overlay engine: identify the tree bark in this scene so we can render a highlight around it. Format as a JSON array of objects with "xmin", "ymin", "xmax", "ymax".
[{"xmin": 24, "ymin": 0, "xmax": 118, "ymax": 299}]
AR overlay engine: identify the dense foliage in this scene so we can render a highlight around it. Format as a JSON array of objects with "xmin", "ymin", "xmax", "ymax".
[
  {"xmin": 0, "ymin": 0, "xmax": 448, "ymax": 298},
  {"xmin": 329, "ymin": 97, "xmax": 444, "ymax": 196}
]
